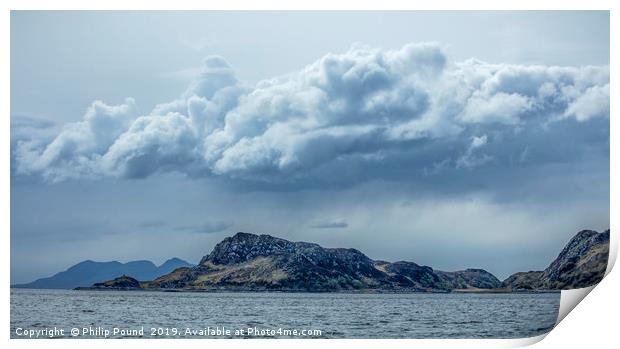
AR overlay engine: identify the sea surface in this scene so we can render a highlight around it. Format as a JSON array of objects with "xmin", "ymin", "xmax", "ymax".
[{"xmin": 10, "ymin": 288, "xmax": 560, "ymax": 339}]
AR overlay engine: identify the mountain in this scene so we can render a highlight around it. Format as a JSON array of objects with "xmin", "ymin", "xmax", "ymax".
[
  {"xmin": 12, "ymin": 258, "xmax": 193, "ymax": 289},
  {"xmin": 502, "ymin": 229, "xmax": 610, "ymax": 290},
  {"xmin": 85, "ymin": 232, "xmax": 501, "ymax": 292},
  {"xmin": 78, "ymin": 228, "xmax": 611, "ymax": 292},
  {"xmin": 157, "ymin": 258, "xmax": 194, "ymax": 273}
]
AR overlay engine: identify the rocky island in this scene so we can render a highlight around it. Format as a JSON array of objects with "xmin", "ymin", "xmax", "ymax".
[
  {"xmin": 90, "ymin": 275, "xmax": 142, "ymax": 290},
  {"xmin": 78, "ymin": 229, "xmax": 610, "ymax": 293},
  {"xmin": 501, "ymin": 229, "xmax": 610, "ymax": 290}
]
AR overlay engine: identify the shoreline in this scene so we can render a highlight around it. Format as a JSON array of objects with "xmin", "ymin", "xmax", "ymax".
[{"xmin": 53, "ymin": 287, "xmax": 563, "ymax": 294}]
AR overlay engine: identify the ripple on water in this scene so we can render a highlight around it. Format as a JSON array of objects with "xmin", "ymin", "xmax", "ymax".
[{"xmin": 10, "ymin": 289, "xmax": 560, "ymax": 339}]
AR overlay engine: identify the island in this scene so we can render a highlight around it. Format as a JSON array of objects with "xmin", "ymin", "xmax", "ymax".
[{"xmin": 77, "ymin": 229, "xmax": 609, "ymax": 293}]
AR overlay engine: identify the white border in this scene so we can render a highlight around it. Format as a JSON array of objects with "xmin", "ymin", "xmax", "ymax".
[
  {"xmin": 2, "ymin": 1, "xmax": 616, "ymax": 349},
  {"xmin": 1, "ymin": 0, "xmax": 617, "ymax": 10}
]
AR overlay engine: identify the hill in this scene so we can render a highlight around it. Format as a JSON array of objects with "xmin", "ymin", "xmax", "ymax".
[
  {"xmin": 502, "ymin": 230, "xmax": 610, "ymax": 290},
  {"xmin": 111, "ymin": 232, "xmax": 500, "ymax": 292}
]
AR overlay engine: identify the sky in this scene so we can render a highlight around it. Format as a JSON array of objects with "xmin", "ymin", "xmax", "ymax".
[{"xmin": 10, "ymin": 11, "xmax": 610, "ymax": 283}]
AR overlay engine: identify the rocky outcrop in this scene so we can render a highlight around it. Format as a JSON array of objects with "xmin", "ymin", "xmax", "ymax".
[
  {"xmin": 502, "ymin": 229, "xmax": 610, "ymax": 290},
  {"xmin": 141, "ymin": 232, "xmax": 500, "ymax": 292},
  {"xmin": 82, "ymin": 275, "xmax": 142, "ymax": 290},
  {"xmin": 501, "ymin": 271, "xmax": 544, "ymax": 290},
  {"xmin": 437, "ymin": 269, "xmax": 502, "ymax": 289}
]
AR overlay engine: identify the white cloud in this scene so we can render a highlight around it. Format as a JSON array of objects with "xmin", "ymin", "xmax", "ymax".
[
  {"xmin": 456, "ymin": 135, "xmax": 493, "ymax": 169},
  {"xmin": 459, "ymin": 92, "xmax": 532, "ymax": 124},
  {"xmin": 563, "ymin": 83, "xmax": 610, "ymax": 122},
  {"xmin": 13, "ymin": 43, "xmax": 609, "ymax": 183},
  {"xmin": 471, "ymin": 135, "xmax": 488, "ymax": 149},
  {"xmin": 100, "ymin": 112, "xmax": 202, "ymax": 178},
  {"xmin": 14, "ymin": 98, "xmax": 139, "ymax": 181}
]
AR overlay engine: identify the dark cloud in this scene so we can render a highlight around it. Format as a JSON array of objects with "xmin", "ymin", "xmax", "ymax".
[
  {"xmin": 174, "ymin": 221, "xmax": 231, "ymax": 234},
  {"xmin": 310, "ymin": 221, "xmax": 348, "ymax": 229}
]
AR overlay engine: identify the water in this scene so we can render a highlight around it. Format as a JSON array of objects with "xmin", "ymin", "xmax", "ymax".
[{"xmin": 10, "ymin": 288, "xmax": 560, "ymax": 339}]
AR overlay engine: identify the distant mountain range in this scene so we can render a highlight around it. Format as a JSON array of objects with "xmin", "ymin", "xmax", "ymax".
[
  {"xmin": 12, "ymin": 258, "xmax": 193, "ymax": 289},
  {"xmin": 79, "ymin": 229, "xmax": 610, "ymax": 292}
]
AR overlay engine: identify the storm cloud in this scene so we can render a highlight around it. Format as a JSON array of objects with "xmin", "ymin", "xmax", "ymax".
[{"xmin": 13, "ymin": 43, "xmax": 609, "ymax": 186}]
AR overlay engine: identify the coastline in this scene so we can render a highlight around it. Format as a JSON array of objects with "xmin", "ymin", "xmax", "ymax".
[{"xmin": 67, "ymin": 287, "xmax": 562, "ymax": 294}]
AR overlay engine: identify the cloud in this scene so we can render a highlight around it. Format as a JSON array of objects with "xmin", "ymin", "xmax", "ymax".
[
  {"xmin": 99, "ymin": 112, "xmax": 203, "ymax": 179},
  {"xmin": 563, "ymin": 83, "xmax": 610, "ymax": 122},
  {"xmin": 137, "ymin": 220, "xmax": 168, "ymax": 229},
  {"xmin": 459, "ymin": 92, "xmax": 532, "ymax": 125},
  {"xmin": 174, "ymin": 221, "xmax": 231, "ymax": 234},
  {"xmin": 13, "ymin": 43, "xmax": 609, "ymax": 186},
  {"xmin": 11, "ymin": 115, "xmax": 55, "ymax": 130},
  {"xmin": 456, "ymin": 135, "xmax": 493, "ymax": 169},
  {"xmin": 14, "ymin": 98, "xmax": 139, "ymax": 181},
  {"xmin": 310, "ymin": 221, "xmax": 349, "ymax": 229}
]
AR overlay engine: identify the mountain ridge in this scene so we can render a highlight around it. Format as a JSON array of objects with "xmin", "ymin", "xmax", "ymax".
[
  {"xmin": 83, "ymin": 229, "xmax": 610, "ymax": 292},
  {"xmin": 28, "ymin": 228, "xmax": 609, "ymax": 292},
  {"xmin": 12, "ymin": 258, "xmax": 194, "ymax": 289}
]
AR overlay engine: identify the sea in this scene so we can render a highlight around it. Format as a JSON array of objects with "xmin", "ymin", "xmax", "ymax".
[{"xmin": 10, "ymin": 288, "xmax": 560, "ymax": 339}]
